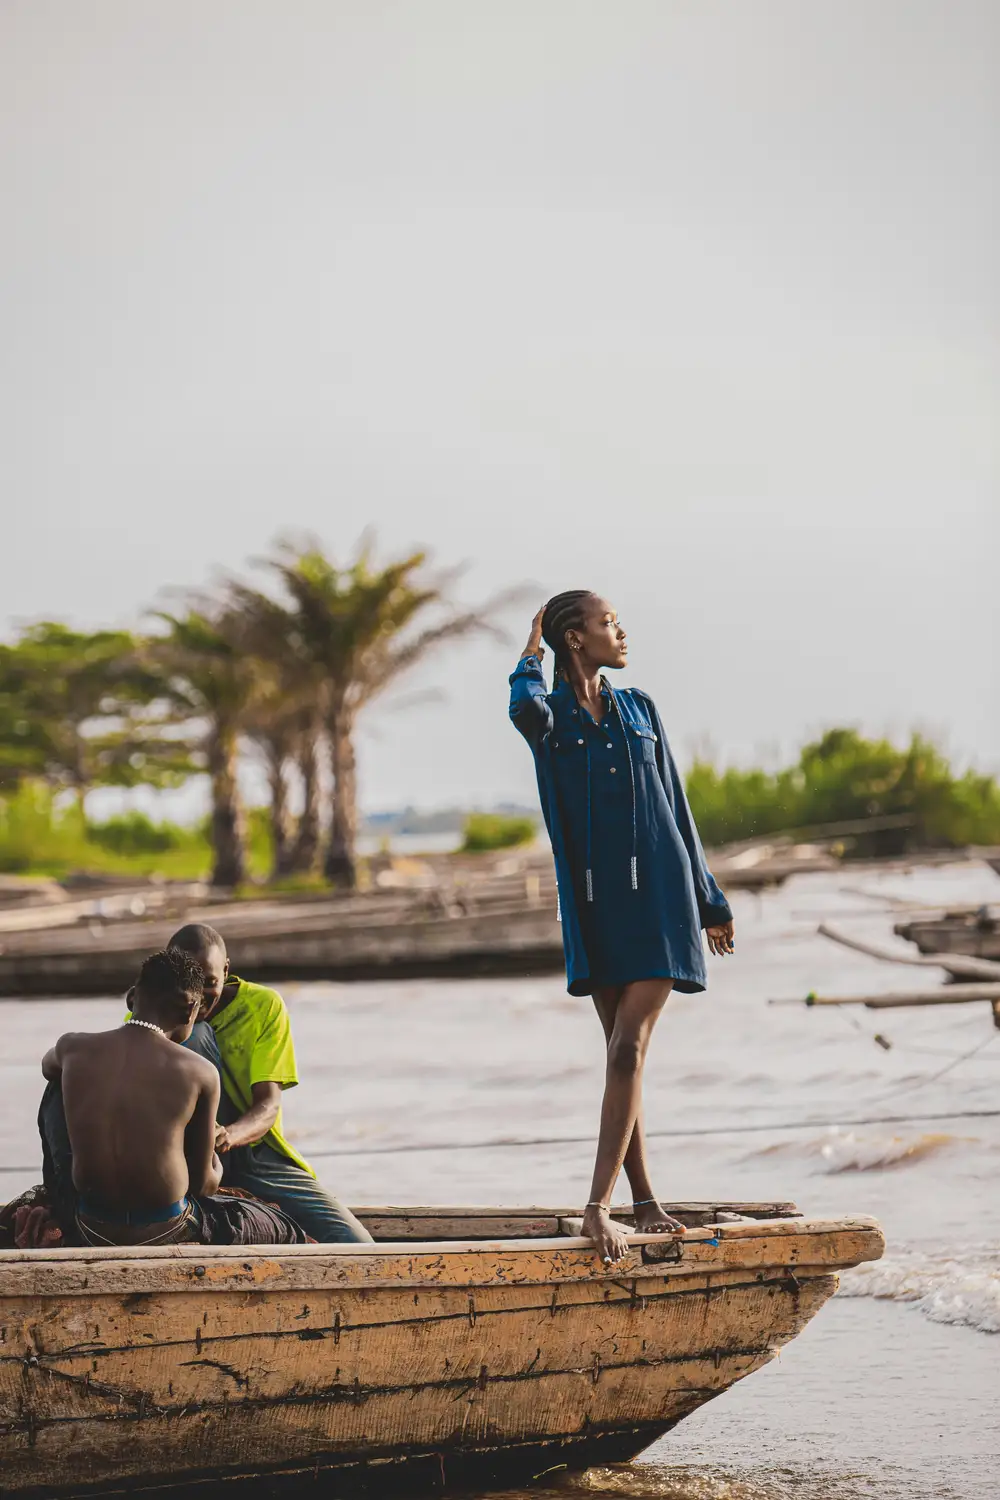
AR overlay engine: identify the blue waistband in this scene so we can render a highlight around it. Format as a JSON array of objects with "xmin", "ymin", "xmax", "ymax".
[{"xmin": 77, "ymin": 1196, "xmax": 189, "ymax": 1225}]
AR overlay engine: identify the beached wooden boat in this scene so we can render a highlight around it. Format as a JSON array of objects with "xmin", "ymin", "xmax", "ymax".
[
  {"xmin": 895, "ymin": 909, "xmax": 1000, "ymax": 963},
  {"xmin": 0, "ymin": 1201, "xmax": 883, "ymax": 1497}
]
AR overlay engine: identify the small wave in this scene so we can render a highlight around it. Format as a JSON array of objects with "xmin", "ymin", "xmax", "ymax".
[
  {"xmin": 817, "ymin": 1129, "xmax": 957, "ymax": 1173},
  {"xmin": 559, "ymin": 1463, "xmax": 909, "ymax": 1499},
  {"xmin": 840, "ymin": 1245, "xmax": 1000, "ymax": 1335},
  {"xmin": 567, "ymin": 1466, "xmax": 775, "ymax": 1498},
  {"xmin": 740, "ymin": 1127, "xmax": 961, "ymax": 1172}
]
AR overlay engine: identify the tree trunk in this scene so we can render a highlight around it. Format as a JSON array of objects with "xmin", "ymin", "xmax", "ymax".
[
  {"xmin": 324, "ymin": 712, "xmax": 358, "ymax": 889},
  {"xmin": 266, "ymin": 743, "xmax": 294, "ymax": 880},
  {"xmin": 207, "ymin": 728, "xmax": 246, "ymax": 888},
  {"xmin": 73, "ymin": 780, "xmax": 89, "ymax": 833},
  {"xmin": 289, "ymin": 732, "xmax": 320, "ymax": 874}
]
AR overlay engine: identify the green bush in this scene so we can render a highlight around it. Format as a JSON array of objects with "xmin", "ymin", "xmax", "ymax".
[
  {"xmin": 0, "ymin": 783, "xmax": 87, "ymax": 872},
  {"xmin": 87, "ymin": 811, "xmax": 190, "ymax": 856},
  {"xmin": 0, "ymin": 786, "xmax": 289, "ymax": 883},
  {"xmin": 686, "ymin": 729, "xmax": 1000, "ymax": 854},
  {"xmin": 0, "ymin": 782, "xmax": 207, "ymax": 878},
  {"xmin": 685, "ymin": 761, "xmax": 803, "ymax": 847},
  {"xmin": 461, "ymin": 812, "xmax": 538, "ymax": 853}
]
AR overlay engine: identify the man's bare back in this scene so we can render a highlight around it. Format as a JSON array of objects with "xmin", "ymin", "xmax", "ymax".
[
  {"xmin": 47, "ymin": 1028, "xmax": 220, "ymax": 1214},
  {"xmin": 42, "ymin": 949, "xmax": 222, "ymax": 1220}
]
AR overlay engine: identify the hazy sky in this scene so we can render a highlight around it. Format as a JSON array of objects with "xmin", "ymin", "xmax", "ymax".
[{"xmin": 2, "ymin": 1, "xmax": 997, "ymax": 818}]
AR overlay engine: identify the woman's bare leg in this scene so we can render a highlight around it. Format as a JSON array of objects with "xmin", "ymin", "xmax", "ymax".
[
  {"xmin": 582, "ymin": 978, "xmax": 675, "ymax": 1263},
  {"xmin": 592, "ymin": 985, "xmax": 685, "ymax": 1236}
]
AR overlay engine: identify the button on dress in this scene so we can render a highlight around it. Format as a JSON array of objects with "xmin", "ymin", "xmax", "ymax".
[{"xmin": 510, "ymin": 657, "xmax": 732, "ymax": 996}]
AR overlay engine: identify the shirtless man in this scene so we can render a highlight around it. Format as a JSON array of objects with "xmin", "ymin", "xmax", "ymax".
[{"xmin": 42, "ymin": 947, "xmax": 221, "ymax": 1246}]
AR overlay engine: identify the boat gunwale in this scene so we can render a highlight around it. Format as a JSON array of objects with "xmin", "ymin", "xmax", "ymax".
[{"xmin": 0, "ymin": 1213, "xmax": 883, "ymax": 1268}]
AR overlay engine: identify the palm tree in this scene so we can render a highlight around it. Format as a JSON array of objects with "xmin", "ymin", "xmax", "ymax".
[
  {"xmin": 144, "ymin": 609, "xmax": 258, "ymax": 888},
  {"xmin": 223, "ymin": 584, "xmax": 324, "ymax": 880},
  {"xmin": 264, "ymin": 538, "xmax": 513, "ymax": 889},
  {"xmin": 288, "ymin": 725, "xmax": 322, "ymax": 875}
]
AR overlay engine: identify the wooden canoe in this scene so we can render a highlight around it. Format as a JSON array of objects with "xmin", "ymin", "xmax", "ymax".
[
  {"xmin": 0, "ymin": 1201, "xmax": 884, "ymax": 1497},
  {"xmin": 895, "ymin": 910, "xmax": 1000, "ymax": 963}
]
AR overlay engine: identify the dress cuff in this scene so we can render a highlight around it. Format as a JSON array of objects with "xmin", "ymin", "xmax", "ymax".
[{"xmin": 510, "ymin": 654, "xmax": 545, "ymax": 680}]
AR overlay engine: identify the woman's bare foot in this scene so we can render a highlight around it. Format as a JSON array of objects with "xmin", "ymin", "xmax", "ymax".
[
  {"xmin": 582, "ymin": 1203, "xmax": 632, "ymax": 1265},
  {"xmin": 632, "ymin": 1199, "xmax": 687, "ymax": 1235}
]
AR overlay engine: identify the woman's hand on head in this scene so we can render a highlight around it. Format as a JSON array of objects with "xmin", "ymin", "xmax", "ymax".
[
  {"xmin": 706, "ymin": 921, "xmax": 735, "ymax": 957},
  {"xmin": 522, "ymin": 605, "xmax": 546, "ymax": 661}
]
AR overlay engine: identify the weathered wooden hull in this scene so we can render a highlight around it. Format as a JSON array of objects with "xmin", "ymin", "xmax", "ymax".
[
  {"xmin": 0, "ymin": 1211, "xmax": 883, "ymax": 1497},
  {"xmin": 0, "ymin": 906, "xmax": 567, "ymax": 997},
  {"xmin": 895, "ymin": 911, "xmax": 1000, "ymax": 962}
]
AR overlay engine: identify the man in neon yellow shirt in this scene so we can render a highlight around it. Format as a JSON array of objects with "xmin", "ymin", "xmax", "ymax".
[{"xmin": 166, "ymin": 924, "xmax": 371, "ymax": 1244}]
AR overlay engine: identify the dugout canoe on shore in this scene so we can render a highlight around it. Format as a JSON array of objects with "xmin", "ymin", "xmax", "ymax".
[
  {"xmin": 0, "ymin": 1200, "xmax": 884, "ymax": 1497},
  {"xmin": 895, "ymin": 907, "xmax": 1000, "ymax": 963}
]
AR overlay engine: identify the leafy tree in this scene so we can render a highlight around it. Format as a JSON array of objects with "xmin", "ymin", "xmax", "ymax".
[
  {"xmin": 0, "ymin": 624, "xmax": 187, "ymax": 809},
  {"xmin": 0, "ymin": 652, "xmax": 49, "ymax": 791}
]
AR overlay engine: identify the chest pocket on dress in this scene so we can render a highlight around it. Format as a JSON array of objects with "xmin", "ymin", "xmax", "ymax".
[
  {"xmin": 549, "ymin": 733, "xmax": 588, "ymax": 777},
  {"xmin": 631, "ymin": 726, "xmax": 659, "ymax": 763}
]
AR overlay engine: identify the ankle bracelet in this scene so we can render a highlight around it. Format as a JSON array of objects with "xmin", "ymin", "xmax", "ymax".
[
  {"xmin": 586, "ymin": 1201, "xmax": 610, "ymax": 1210},
  {"xmin": 632, "ymin": 1198, "xmax": 657, "ymax": 1207}
]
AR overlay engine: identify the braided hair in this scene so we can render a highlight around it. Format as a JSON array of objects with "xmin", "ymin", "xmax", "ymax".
[{"xmin": 541, "ymin": 590, "xmax": 595, "ymax": 684}]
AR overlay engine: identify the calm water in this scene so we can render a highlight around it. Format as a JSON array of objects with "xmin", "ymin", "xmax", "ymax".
[{"xmin": 3, "ymin": 863, "xmax": 998, "ymax": 1499}]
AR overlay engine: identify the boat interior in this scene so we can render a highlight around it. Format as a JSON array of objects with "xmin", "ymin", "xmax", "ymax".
[
  {"xmin": 349, "ymin": 1200, "xmax": 801, "ymax": 1242},
  {"xmin": 0, "ymin": 1196, "xmax": 806, "ymax": 1258}
]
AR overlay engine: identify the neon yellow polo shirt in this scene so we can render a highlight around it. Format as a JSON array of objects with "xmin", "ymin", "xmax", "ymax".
[
  {"xmin": 209, "ymin": 978, "xmax": 315, "ymax": 1177},
  {"xmin": 128, "ymin": 977, "xmax": 315, "ymax": 1177}
]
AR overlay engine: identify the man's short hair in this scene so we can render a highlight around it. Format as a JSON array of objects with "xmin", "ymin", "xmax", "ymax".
[
  {"xmin": 134, "ymin": 948, "xmax": 205, "ymax": 1021},
  {"xmin": 168, "ymin": 923, "xmax": 227, "ymax": 962}
]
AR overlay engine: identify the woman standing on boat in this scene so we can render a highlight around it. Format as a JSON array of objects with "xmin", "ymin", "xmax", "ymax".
[{"xmin": 510, "ymin": 593, "xmax": 735, "ymax": 1265}]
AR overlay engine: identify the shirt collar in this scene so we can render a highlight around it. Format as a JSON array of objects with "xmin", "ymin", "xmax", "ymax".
[{"xmin": 553, "ymin": 674, "xmax": 614, "ymax": 698}]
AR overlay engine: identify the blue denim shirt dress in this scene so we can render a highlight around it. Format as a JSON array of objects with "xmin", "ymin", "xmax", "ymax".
[{"xmin": 509, "ymin": 655, "xmax": 732, "ymax": 996}]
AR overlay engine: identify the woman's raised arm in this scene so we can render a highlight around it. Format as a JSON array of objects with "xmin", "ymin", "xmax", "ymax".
[{"xmin": 508, "ymin": 605, "xmax": 553, "ymax": 747}]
